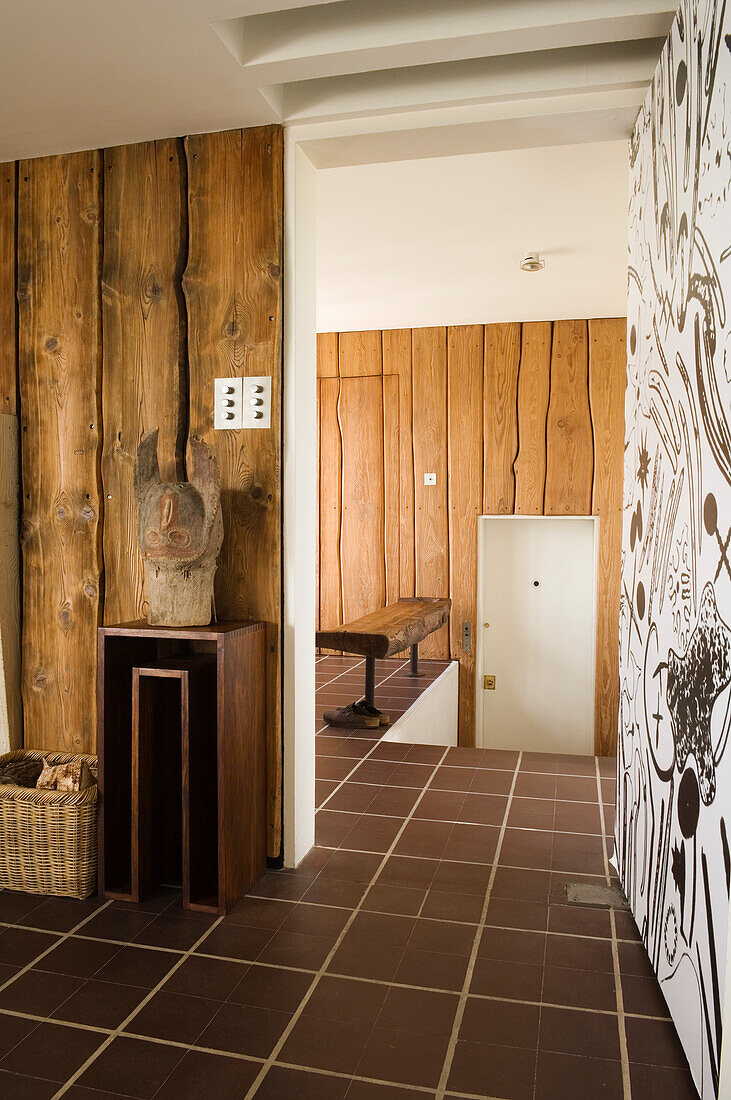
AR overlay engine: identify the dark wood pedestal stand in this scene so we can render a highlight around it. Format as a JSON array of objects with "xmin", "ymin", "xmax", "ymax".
[{"xmin": 97, "ymin": 620, "xmax": 267, "ymax": 915}]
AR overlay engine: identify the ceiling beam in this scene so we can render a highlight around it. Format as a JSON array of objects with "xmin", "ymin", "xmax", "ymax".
[
  {"xmin": 270, "ymin": 37, "xmax": 664, "ymax": 124},
  {"xmin": 296, "ymin": 90, "xmax": 643, "ymax": 167},
  {"xmin": 214, "ymin": 0, "xmax": 675, "ymax": 84}
]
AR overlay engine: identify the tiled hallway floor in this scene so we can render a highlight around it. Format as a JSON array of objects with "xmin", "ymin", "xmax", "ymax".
[
  {"xmin": 316, "ymin": 654, "xmax": 451, "ymax": 739},
  {"xmin": 0, "ymin": 743, "xmax": 696, "ymax": 1099}
]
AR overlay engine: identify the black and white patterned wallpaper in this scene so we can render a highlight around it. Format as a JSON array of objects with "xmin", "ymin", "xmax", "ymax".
[{"xmin": 616, "ymin": 0, "xmax": 731, "ymax": 1094}]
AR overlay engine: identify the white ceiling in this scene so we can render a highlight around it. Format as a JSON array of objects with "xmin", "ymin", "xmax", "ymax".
[
  {"xmin": 0, "ymin": 0, "xmax": 675, "ymax": 164},
  {"xmin": 316, "ymin": 140, "xmax": 629, "ymax": 331}
]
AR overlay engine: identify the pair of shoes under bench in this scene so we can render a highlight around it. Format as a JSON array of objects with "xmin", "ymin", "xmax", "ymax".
[
  {"xmin": 322, "ymin": 701, "xmax": 391, "ymax": 729},
  {"xmin": 354, "ymin": 699, "xmax": 390, "ymax": 726}
]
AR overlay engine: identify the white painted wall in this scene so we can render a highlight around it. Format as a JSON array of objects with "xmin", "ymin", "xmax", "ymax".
[
  {"xmin": 283, "ymin": 139, "xmax": 318, "ymax": 868},
  {"xmin": 384, "ymin": 662, "xmax": 459, "ymax": 747},
  {"xmin": 316, "ymin": 139, "xmax": 628, "ymax": 332}
]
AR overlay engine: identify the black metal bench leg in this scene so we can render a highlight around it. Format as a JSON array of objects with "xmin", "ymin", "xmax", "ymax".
[
  {"xmin": 409, "ymin": 643, "xmax": 421, "ymax": 677},
  {"xmin": 365, "ymin": 656, "xmax": 375, "ymax": 707}
]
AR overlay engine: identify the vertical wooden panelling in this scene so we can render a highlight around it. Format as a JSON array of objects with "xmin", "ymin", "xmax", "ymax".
[
  {"xmin": 184, "ymin": 127, "xmax": 283, "ymax": 859},
  {"xmin": 101, "ymin": 139, "xmax": 186, "ymax": 626},
  {"xmin": 382, "ymin": 374, "xmax": 400, "ymax": 605},
  {"xmin": 0, "ymin": 415, "xmax": 21, "ymax": 751},
  {"xmin": 514, "ymin": 321, "xmax": 551, "ymax": 515},
  {"xmin": 383, "ymin": 329, "xmax": 414, "ymax": 597},
  {"xmin": 339, "ymin": 376, "xmax": 386, "ymax": 621},
  {"xmin": 0, "ymin": 163, "xmax": 19, "ymax": 750},
  {"xmin": 448, "ymin": 326, "xmax": 483, "ymax": 746},
  {"xmin": 316, "ymin": 331, "xmax": 338, "ymax": 635},
  {"xmin": 412, "ymin": 327, "xmax": 449, "ymax": 658},
  {"xmin": 589, "ymin": 318, "xmax": 626, "ymax": 756},
  {"xmin": 317, "ymin": 334, "xmax": 339, "ymax": 636},
  {"xmin": 317, "ymin": 332, "xmax": 338, "ymax": 378},
  {"xmin": 0, "ymin": 163, "xmax": 16, "ymax": 413},
  {"xmin": 17, "ymin": 152, "xmax": 102, "ymax": 753},
  {"xmin": 318, "ymin": 317, "xmax": 625, "ymax": 752},
  {"xmin": 319, "ymin": 377, "xmax": 343, "ymax": 635},
  {"xmin": 545, "ymin": 319, "xmax": 593, "ymax": 515},
  {"xmin": 339, "ymin": 330, "xmax": 381, "ymax": 376},
  {"xmin": 484, "ymin": 323, "xmax": 520, "ymax": 514}
]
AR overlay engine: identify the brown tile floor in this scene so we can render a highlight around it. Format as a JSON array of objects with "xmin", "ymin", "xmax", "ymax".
[
  {"xmin": 0, "ymin": 742, "xmax": 697, "ymax": 1098},
  {"xmin": 316, "ymin": 654, "xmax": 451, "ymax": 740}
]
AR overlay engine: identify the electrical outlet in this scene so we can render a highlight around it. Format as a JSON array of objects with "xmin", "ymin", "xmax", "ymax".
[
  {"xmin": 424, "ymin": 472, "xmax": 436, "ymax": 485},
  {"xmin": 243, "ymin": 376, "xmax": 272, "ymax": 429},
  {"xmin": 214, "ymin": 378, "xmax": 243, "ymax": 429}
]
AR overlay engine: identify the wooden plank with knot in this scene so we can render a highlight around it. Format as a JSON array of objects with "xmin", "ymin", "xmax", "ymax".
[{"xmin": 316, "ymin": 597, "xmax": 452, "ymax": 659}]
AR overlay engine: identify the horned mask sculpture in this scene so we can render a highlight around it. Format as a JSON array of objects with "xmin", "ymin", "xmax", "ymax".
[{"xmin": 134, "ymin": 430, "xmax": 223, "ymax": 627}]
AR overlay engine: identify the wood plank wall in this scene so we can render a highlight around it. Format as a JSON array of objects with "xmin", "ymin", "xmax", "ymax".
[
  {"xmin": 3, "ymin": 128, "xmax": 285, "ymax": 858},
  {"xmin": 317, "ymin": 319, "xmax": 626, "ymax": 755}
]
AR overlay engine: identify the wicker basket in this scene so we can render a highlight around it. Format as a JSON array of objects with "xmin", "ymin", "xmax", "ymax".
[{"xmin": 0, "ymin": 750, "xmax": 98, "ymax": 900}]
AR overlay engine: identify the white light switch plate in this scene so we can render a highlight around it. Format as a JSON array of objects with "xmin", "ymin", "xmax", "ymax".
[
  {"xmin": 243, "ymin": 376, "xmax": 271, "ymax": 429},
  {"xmin": 214, "ymin": 378, "xmax": 243, "ymax": 429},
  {"xmin": 424, "ymin": 472, "xmax": 437, "ymax": 485}
]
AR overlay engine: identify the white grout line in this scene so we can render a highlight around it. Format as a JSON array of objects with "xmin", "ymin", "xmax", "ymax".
[
  {"xmin": 610, "ymin": 908, "xmax": 633, "ymax": 1099},
  {"xmin": 597, "ymin": 758, "xmax": 632, "ymax": 1100},
  {"xmin": 0, "ymin": 899, "xmax": 114, "ymax": 998},
  {"xmin": 319, "ymin": 804, "xmax": 610, "ymax": 838},
  {"xmin": 0, "ymin": 750, "xmax": 623, "ymax": 1098},
  {"xmin": 316, "ymin": 678, "xmax": 441, "ymax": 815},
  {"xmin": 241, "ymin": 744, "xmax": 453, "ymax": 1100},
  {"xmin": 50, "ymin": 915, "xmax": 227, "ymax": 1099},
  {"xmin": 272, "ymin": 1060, "xmax": 436, "ymax": 1093},
  {"xmin": 0, "ymin": 757, "xmax": 662, "ymax": 1099},
  {"xmin": 304, "ymin": 845, "xmax": 609, "ymax": 878},
  {"xmin": 434, "ymin": 752, "xmax": 523, "ymax": 1100},
  {"xmin": 313, "ymin": 771, "xmax": 611, "ymax": 807},
  {"xmin": 596, "ymin": 758, "xmax": 613, "ymax": 884},
  {"xmin": 314, "ymin": 657, "xmax": 366, "ymax": 691},
  {"xmin": 0, "ymin": 1005, "xmax": 113, "ymax": 1035}
]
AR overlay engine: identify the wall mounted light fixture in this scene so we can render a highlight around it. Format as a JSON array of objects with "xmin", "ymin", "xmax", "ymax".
[{"xmin": 520, "ymin": 252, "xmax": 545, "ymax": 272}]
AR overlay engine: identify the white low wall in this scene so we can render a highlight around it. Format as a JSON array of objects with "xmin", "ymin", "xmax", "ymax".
[{"xmin": 384, "ymin": 661, "xmax": 459, "ymax": 747}]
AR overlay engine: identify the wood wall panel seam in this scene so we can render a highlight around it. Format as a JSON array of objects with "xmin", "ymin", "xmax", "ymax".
[
  {"xmin": 589, "ymin": 317, "xmax": 626, "ymax": 756},
  {"xmin": 18, "ymin": 150, "xmax": 103, "ymax": 754},
  {"xmin": 383, "ymin": 329, "xmax": 414, "ymax": 599},
  {"xmin": 383, "ymin": 373, "xmax": 400, "ymax": 606},
  {"xmin": 447, "ymin": 324, "xmax": 483, "ymax": 746},
  {"xmin": 318, "ymin": 375, "xmax": 343, "ymax": 650},
  {"xmin": 338, "ymin": 375, "xmax": 386, "ymax": 622},
  {"xmin": 411, "ymin": 326, "xmax": 449, "ymax": 659},
  {"xmin": 180, "ymin": 126, "xmax": 285, "ymax": 857},
  {"xmin": 316, "ymin": 332, "xmax": 338, "ymax": 379},
  {"xmin": 338, "ymin": 330, "xmax": 382, "ymax": 377},
  {"xmin": 483, "ymin": 322, "xmax": 520, "ymax": 515},
  {"xmin": 544, "ymin": 319, "xmax": 594, "ymax": 516},
  {"xmin": 0, "ymin": 162, "xmax": 16, "ymax": 413},
  {"xmin": 101, "ymin": 138, "xmax": 186, "ymax": 628},
  {"xmin": 514, "ymin": 321, "xmax": 551, "ymax": 515}
]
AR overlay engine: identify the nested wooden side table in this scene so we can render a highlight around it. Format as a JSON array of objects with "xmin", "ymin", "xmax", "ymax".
[{"xmin": 97, "ymin": 620, "xmax": 266, "ymax": 915}]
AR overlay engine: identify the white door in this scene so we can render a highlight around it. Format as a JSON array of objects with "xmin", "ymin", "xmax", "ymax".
[{"xmin": 478, "ymin": 516, "xmax": 596, "ymax": 755}]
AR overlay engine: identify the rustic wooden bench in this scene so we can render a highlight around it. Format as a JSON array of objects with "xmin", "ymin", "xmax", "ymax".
[{"xmin": 316, "ymin": 597, "xmax": 451, "ymax": 708}]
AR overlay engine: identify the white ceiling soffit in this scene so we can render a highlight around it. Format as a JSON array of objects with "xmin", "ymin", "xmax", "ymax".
[
  {"xmin": 213, "ymin": 0, "xmax": 674, "ymax": 85},
  {"xmin": 265, "ymin": 38, "xmax": 665, "ymax": 124},
  {"xmin": 297, "ymin": 93, "xmax": 643, "ymax": 169}
]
